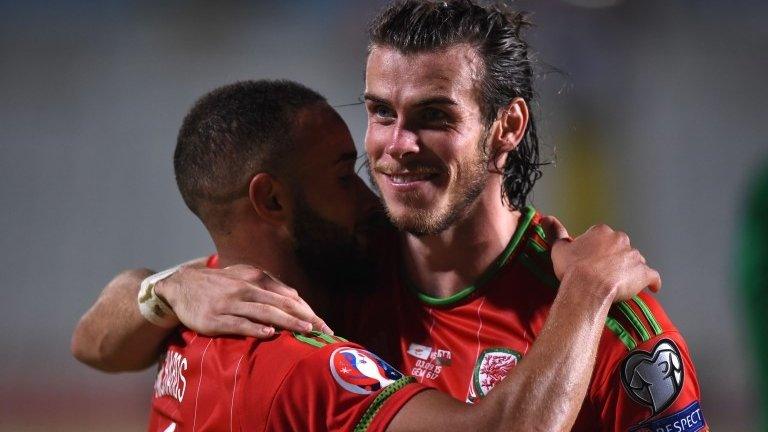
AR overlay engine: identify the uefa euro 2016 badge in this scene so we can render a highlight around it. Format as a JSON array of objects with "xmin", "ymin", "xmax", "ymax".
[
  {"xmin": 329, "ymin": 347, "xmax": 404, "ymax": 394},
  {"xmin": 621, "ymin": 339, "xmax": 684, "ymax": 415},
  {"xmin": 466, "ymin": 347, "xmax": 521, "ymax": 403}
]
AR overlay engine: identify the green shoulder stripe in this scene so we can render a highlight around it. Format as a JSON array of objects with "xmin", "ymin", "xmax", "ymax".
[
  {"xmin": 518, "ymin": 251, "xmax": 559, "ymax": 289},
  {"xmin": 617, "ymin": 301, "xmax": 650, "ymax": 342},
  {"xmin": 605, "ymin": 316, "xmax": 637, "ymax": 350},
  {"xmin": 532, "ymin": 223, "xmax": 549, "ymax": 244},
  {"xmin": 292, "ymin": 331, "xmax": 346, "ymax": 348},
  {"xmin": 633, "ymin": 296, "xmax": 663, "ymax": 335},
  {"xmin": 292, "ymin": 332, "xmax": 326, "ymax": 348},
  {"xmin": 313, "ymin": 332, "xmax": 339, "ymax": 344},
  {"xmin": 526, "ymin": 237, "xmax": 547, "ymax": 254},
  {"xmin": 354, "ymin": 376, "xmax": 415, "ymax": 432}
]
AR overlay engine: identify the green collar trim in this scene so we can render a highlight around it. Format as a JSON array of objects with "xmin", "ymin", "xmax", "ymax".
[{"xmin": 410, "ymin": 205, "xmax": 537, "ymax": 307}]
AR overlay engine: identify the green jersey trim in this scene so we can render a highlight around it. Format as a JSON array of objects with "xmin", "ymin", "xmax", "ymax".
[
  {"xmin": 413, "ymin": 284, "xmax": 477, "ymax": 308},
  {"xmin": 527, "ymin": 236, "xmax": 547, "ymax": 254},
  {"xmin": 292, "ymin": 331, "xmax": 345, "ymax": 348},
  {"xmin": 518, "ymin": 251, "xmax": 560, "ymax": 289},
  {"xmin": 293, "ymin": 333, "xmax": 325, "ymax": 348},
  {"xmin": 617, "ymin": 301, "xmax": 650, "ymax": 342},
  {"xmin": 532, "ymin": 223, "xmax": 549, "ymax": 244},
  {"xmin": 633, "ymin": 296, "xmax": 663, "ymax": 335},
  {"xmin": 353, "ymin": 376, "xmax": 416, "ymax": 432},
  {"xmin": 314, "ymin": 332, "xmax": 339, "ymax": 344},
  {"xmin": 411, "ymin": 206, "xmax": 537, "ymax": 307},
  {"xmin": 605, "ymin": 316, "xmax": 637, "ymax": 350}
]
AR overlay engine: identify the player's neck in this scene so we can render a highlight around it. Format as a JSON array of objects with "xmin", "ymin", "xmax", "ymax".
[
  {"xmin": 212, "ymin": 232, "xmax": 325, "ymax": 314},
  {"xmin": 401, "ymin": 183, "xmax": 521, "ymax": 299}
]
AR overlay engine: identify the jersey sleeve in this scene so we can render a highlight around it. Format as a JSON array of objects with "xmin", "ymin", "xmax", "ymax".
[
  {"xmin": 265, "ymin": 341, "xmax": 428, "ymax": 432},
  {"xmin": 589, "ymin": 294, "xmax": 709, "ymax": 432}
]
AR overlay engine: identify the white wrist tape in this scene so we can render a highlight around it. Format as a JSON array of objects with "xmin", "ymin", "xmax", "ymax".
[{"xmin": 138, "ymin": 266, "xmax": 181, "ymax": 328}]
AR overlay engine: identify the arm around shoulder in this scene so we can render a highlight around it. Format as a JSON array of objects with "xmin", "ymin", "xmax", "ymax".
[{"xmin": 71, "ymin": 268, "xmax": 171, "ymax": 372}]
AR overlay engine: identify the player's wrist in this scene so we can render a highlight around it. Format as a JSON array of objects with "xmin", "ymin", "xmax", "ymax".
[
  {"xmin": 138, "ymin": 266, "xmax": 181, "ymax": 328},
  {"xmin": 152, "ymin": 275, "xmax": 175, "ymax": 307},
  {"xmin": 560, "ymin": 264, "xmax": 617, "ymax": 306}
]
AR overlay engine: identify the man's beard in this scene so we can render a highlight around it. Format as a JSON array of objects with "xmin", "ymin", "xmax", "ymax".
[
  {"xmin": 368, "ymin": 133, "xmax": 490, "ymax": 237},
  {"xmin": 291, "ymin": 193, "xmax": 376, "ymax": 294}
]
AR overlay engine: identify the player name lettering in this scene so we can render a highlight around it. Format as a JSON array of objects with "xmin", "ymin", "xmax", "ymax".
[{"xmin": 154, "ymin": 350, "xmax": 188, "ymax": 402}]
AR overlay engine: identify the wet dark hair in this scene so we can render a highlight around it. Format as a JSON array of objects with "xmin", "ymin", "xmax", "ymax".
[
  {"xmin": 174, "ymin": 80, "xmax": 326, "ymax": 224},
  {"xmin": 368, "ymin": 0, "xmax": 543, "ymax": 209}
]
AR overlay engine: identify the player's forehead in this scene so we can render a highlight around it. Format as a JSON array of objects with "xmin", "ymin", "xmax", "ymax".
[
  {"xmin": 292, "ymin": 104, "xmax": 357, "ymax": 167},
  {"xmin": 364, "ymin": 44, "xmax": 482, "ymax": 110}
]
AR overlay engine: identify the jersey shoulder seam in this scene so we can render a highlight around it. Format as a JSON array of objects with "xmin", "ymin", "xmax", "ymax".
[{"xmin": 605, "ymin": 295, "xmax": 669, "ymax": 350}]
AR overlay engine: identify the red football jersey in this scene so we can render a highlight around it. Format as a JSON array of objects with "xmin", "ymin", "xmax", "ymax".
[
  {"xmin": 147, "ymin": 260, "xmax": 428, "ymax": 432},
  {"xmin": 361, "ymin": 206, "xmax": 708, "ymax": 432}
]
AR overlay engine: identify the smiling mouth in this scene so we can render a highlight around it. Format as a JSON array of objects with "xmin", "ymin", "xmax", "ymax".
[{"xmin": 384, "ymin": 172, "xmax": 439, "ymax": 185}]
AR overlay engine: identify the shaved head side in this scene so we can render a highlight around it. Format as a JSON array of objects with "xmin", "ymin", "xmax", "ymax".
[{"xmin": 174, "ymin": 80, "xmax": 326, "ymax": 229}]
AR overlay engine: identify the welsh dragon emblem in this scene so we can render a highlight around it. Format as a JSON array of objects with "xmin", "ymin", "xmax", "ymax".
[{"xmin": 467, "ymin": 348, "xmax": 521, "ymax": 403}]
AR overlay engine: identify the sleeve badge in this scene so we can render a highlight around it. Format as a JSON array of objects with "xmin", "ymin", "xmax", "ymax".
[
  {"xmin": 329, "ymin": 347, "xmax": 404, "ymax": 394},
  {"xmin": 621, "ymin": 338, "xmax": 684, "ymax": 415}
]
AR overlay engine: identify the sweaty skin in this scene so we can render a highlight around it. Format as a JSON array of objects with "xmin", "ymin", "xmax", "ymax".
[
  {"xmin": 71, "ymin": 50, "xmax": 664, "ymax": 429},
  {"xmin": 75, "ymin": 217, "xmax": 659, "ymax": 432},
  {"xmin": 72, "ymin": 263, "xmax": 329, "ymax": 371},
  {"xmin": 72, "ymin": 268, "xmax": 155, "ymax": 372},
  {"xmin": 72, "ymin": 22, "xmax": 665, "ymax": 431},
  {"xmin": 363, "ymin": 44, "xmax": 533, "ymax": 301}
]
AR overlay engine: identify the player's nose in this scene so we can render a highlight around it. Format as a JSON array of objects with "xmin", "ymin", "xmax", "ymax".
[{"xmin": 385, "ymin": 123, "xmax": 419, "ymax": 160}]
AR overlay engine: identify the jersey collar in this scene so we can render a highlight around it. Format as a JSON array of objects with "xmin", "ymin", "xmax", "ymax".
[{"xmin": 408, "ymin": 205, "xmax": 538, "ymax": 307}]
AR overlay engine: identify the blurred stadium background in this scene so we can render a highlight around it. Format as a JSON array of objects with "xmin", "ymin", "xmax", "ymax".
[{"xmin": 1, "ymin": 0, "xmax": 766, "ymax": 430}]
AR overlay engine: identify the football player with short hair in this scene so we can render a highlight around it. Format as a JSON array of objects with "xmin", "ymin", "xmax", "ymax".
[
  {"xmin": 103, "ymin": 79, "xmax": 654, "ymax": 432},
  {"xmin": 73, "ymin": 1, "xmax": 707, "ymax": 431}
]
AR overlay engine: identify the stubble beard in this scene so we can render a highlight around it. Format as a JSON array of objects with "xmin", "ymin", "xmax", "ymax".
[
  {"xmin": 367, "ymin": 134, "xmax": 490, "ymax": 237},
  {"xmin": 290, "ymin": 192, "xmax": 375, "ymax": 293}
]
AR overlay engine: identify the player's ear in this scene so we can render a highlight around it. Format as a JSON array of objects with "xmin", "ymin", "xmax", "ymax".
[
  {"xmin": 248, "ymin": 173, "xmax": 290, "ymax": 225},
  {"xmin": 489, "ymin": 97, "xmax": 529, "ymax": 159}
]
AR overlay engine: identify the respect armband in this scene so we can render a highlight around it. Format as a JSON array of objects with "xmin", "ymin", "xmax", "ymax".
[{"xmin": 138, "ymin": 266, "xmax": 181, "ymax": 328}]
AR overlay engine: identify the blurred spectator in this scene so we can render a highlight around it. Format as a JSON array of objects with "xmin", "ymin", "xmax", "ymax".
[{"xmin": 738, "ymin": 160, "xmax": 768, "ymax": 431}]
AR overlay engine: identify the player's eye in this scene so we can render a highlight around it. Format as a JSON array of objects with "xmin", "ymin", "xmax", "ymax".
[
  {"xmin": 377, "ymin": 106, "xmax": 392, "ymax": 117},
  {"xmin": 369, "ymin": 104, "xmax": 395, "ymax": 120},
  {"xmin": 421, "ymin": 107, "xmax": 448, "ymax": 124},
  {"xmin": 422, "ymin": 108, "xmax": 443, "ymax": 120}
]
